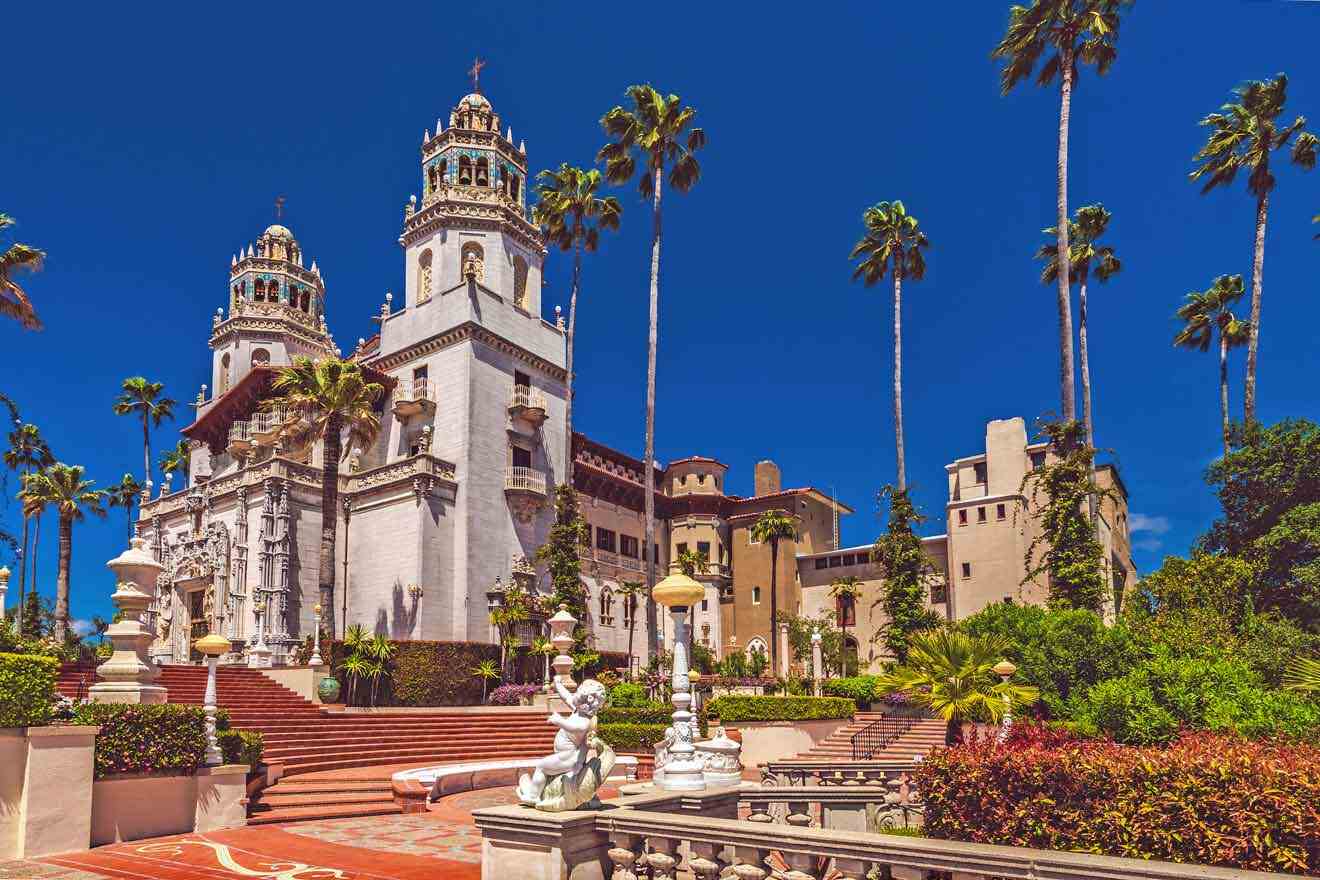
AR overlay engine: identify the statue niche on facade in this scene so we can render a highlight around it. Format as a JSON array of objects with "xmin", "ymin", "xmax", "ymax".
[{"xmin": 516, "ymin": 678, "xmax": 614, "ymax": 811}]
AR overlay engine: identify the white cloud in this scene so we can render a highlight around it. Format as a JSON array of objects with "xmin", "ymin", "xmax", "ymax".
[
  {"xmin": 70, "ymin": 618, "xmax": 94, "ymax": 637},
  {"xmin": 1129, "ymin": 513, "xmax": 1171, "ymax": 536},
  {"xmin": 1133, "ymin": 538, "xmax": 1164, "ymax": 553}
]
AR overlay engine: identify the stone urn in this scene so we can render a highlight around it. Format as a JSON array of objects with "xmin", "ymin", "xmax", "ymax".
[{"xmin": 317, "ymin": 676, "xmax": 342, "ymax": 704}]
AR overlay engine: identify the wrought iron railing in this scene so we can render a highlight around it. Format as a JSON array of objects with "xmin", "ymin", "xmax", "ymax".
[{"xmin": 849, "ymin": 713, "xmax": 918, "ymax": 760}]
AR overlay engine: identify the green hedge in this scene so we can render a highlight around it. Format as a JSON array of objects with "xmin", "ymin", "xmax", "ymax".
[
  {"xmin": 0, "ymin": 653, "xmax": 57, "ymax": 727},
  {"xmin": 218, "ymin": 729, "xmax": 265, "ymax": 768},
  {"xmin": 71, "ymin": 704, "xmax": 207, "ymax": 779},
  {"xmin": 821, "ymin": 675, "xmax": 883, "ymax": 706},
  {"xmin": 329, "ymin": 639, "xmax": 501, "ymax": 707},
  {"xmin": 707, "ymin": 695, "xmax": 854, "ymax": 722},
  {"xmin": 598, "ymin": 723, "xmax": 669, "ymax": 751}
]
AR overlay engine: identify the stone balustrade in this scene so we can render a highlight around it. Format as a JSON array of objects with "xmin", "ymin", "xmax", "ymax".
[{"xmin": 759, "ymin": 759, "xmax": 916, "ymax": 788}]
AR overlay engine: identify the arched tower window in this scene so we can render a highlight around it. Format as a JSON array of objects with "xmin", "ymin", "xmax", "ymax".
[
  {"xmin": 220, "ymin": 353, "xmax": 231, "ymax": 394},
  {"xmin": 416, "ymin": 249, "xmax": 433, "ymax": 304},
  {"xmin": 510, "ymin": 174, "xmax": 520, "ymax": 201},
  {"xmin": 427, "ymin": 165, "xmax": 438, "ymax": 193},
  {"xmin": 460, "ymin": 242, "xmax": 485, "ymax": 283},
  {"xmin": 300, "ymin": 290, "xmax": 310, "ymax": 312},
  {"xmin": 252, "ymin": 279, "xmax": 264, "ymax": 302},
  {"xmin": 438, "ymin": 159, "xmax": 447, "ymax": 184},
  {"xmin": 512, "ymin": 256, "xmax": 528, "ymax": 310},
  {"xmin": 475, "ymin": 157, "xmax": 489, "ymax": 187},
  {"xmin": 458, "ymin": 156, "xmax": 473, "ymax": 185},
  {"xmin": 251, "ymin": 348, "xmax": 270, "ymax": 368}
]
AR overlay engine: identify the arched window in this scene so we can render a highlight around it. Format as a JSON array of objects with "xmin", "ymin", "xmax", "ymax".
[
  {"xmin": 745, "ymin": 637, "xmax": 768, "ymax": 658},
  {"xmin": 458, "ymin": 155, "xmax": 473, "ymax": 185},
  {"xmin": 252, "ymin": 279, "xmax": 265, "ymax": 302},
  {"xmin": 460, "ymin": 242, "xmax": 484, "ymax": 283},
  {"xmin": 416, "ymin": 249, "xmax": 433, "ymax": 304},
  {"xmin": 427, "ymin": 165, "xmax": 438, "ymax": 192},
  {"xmin": 219, "ymin": 353, "xmax": 231, "ymax": 394},
  {"xmin": 842, "ymin": 636, "xmax": 859, "ymax": 676},
  {"xmin": 599, "ymin": 588, "xmax": 614, "ymax": 623},
  {"xmin": 475, "ymin": 157, "xmax": 489, "ymax": 187},
  {"xmin": 438, "ymin": 159, "xmax": 447, "ymax": 184},
  {"xmin": 512, "ymin": 256, "xmax": 528, "ymax": 309},
  {"xmin": 299, "ymin": 290, "xmax": 310, "ymax": 312},
  {"xmin": 510, "ymin": 174, "xmax": 520, "ymax": 201},
  {"xmin": 251, "ymin": 348, "xmax": 270, "ymax": 368}
]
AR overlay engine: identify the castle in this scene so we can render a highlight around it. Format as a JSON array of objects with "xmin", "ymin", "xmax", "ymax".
[{"xmin": 137, "ymin": 87, "xmax": 1134, "ymax": 672}]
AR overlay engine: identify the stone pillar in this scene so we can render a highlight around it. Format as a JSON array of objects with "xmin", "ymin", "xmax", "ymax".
[
  {"xmin": 0, "ymin": 726, "xmax": 100, "ymax": 859},
  {"xmin": 91, "ymin": 538, "xmax": 167, "ymax": 705},
  {"xmin": 811, "ymin": 629, "xmax": 823, "ymax": 696},
  {"xmin": 778, "ymin": 622, "xmax": 791, "ymax": 679}
]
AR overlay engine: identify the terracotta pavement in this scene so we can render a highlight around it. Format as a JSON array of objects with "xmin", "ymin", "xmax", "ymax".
[{"xmin": 0, "ymin": 786, "xmax": 591, "ymax": 880}]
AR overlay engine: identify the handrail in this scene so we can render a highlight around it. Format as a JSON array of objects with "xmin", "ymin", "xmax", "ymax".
[{"xmin": 849, "ymin": 713, "xmax": 918, "ymax": 760}]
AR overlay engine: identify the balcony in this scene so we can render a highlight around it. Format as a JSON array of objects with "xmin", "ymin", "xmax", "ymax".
[
  {"xmin": 392, "ymin": 379, "xmax": 435, "ymax": 419},
  {"xmin": 508, "ymin": 386, "xmax": 547, "ymax": 427},
  {"xmin": 227, "ymin": 421, "xmax": 252, "ymax": 455},
  {"xmin": 250, "ymin": 409, "xmax": 287, "ymax": 444},
  {"xmin": 505, "ymin": 466, "xmax": 547, "ymax": 523}
]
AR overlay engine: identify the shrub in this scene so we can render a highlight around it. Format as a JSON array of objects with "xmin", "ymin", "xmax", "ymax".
[
  {"xmin": 218, "ymin": 729, "xmax": 264, "ymax": 767},
  {"xmin": 917, "ymin": 731, "xmax": 1320, "ymax": 874},
  {"xmin": 488, "ymin": 684, "xmax": 540, "ymax": 706},
  {"xmin": 706, "ymin": 695, "xmax": 854, "ymax": 723},
  {"xmin": 822, "ymin": 675, "xmax": 882, "ymax": 706},
  {"xmin": 599, "ymin": 702, "xmax": 708, "ymax": 734},
  {"xmin": 0, "ymin": 652, "xmax": 57, "ymax": 727},
  {"xmin": 607, "ymin": 682, "xmax": 648, "ymax": 708},
  {"xmin": 71, "ymin": 704, "xmax": 207, "ymax": 778},
  {"xmin": 330, "ymin": 639, "xmax": 500, "ymax": 707},
  {"xmin": 598, "ymin": 722, "xmax": 668, "ymax": 752}
]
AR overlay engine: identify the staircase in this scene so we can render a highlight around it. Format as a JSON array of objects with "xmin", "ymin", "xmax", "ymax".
[
  {"xmin": 56, "ymin": 663, "xmax": 557, "ymax": 823},
  {"xmin": 793, "ymin": 713, "xmax": 948, "ymax": 761}
]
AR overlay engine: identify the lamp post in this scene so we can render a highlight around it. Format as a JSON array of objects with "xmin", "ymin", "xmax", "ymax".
[
  {"xmin": 310, "ymin": 604, "xmax": 323, "ymax": 667},
  {"xmin": 195, "ymin": 633, "xmax": 231, "ymax": 765},
  {"xmin": 993, "ymin": 659, "xmax": 1017, "ymax": 744},
  {"xmin": 0, "ymin": 566, "xmax": 8, "ymax": 614},
  {"xmin": 810, "ymin": 628, "xmax": 823, "ymax": 696},
  {"xmin": 652, "ymin": 572, "xmax": 706, "ymax": 791}
]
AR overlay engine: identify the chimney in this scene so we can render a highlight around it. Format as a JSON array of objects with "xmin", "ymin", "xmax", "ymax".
[{"xmin": 754, "ymin": 460, "xmax": 781, "ymax": 497}]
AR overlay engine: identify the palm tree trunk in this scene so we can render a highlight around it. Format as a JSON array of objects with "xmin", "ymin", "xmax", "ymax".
[
  {"xmin": 893, "ymin": 270, "xmax": 906, "ymax": 491},
  {"xmin": 627, "ymin": 617, "xmax": 636, "ymax": 677},
  {"xmin": 1055, "ymin": 47, "xmax": 1077, "ymax": 424},
  {"xmin": 17, "ymin": 512, "xmax": 28, "ymax": 630},
  {"xmin": 31, "ymin": 515, "xmax": 41, "ymax": 608},
  {"xmin": 1245, "ymin": 193, "xmax": 1267, "ymax": 426},
  {"xmin": 142, "ymin": 414, "xmax": 152, "ymax": 488},
  {"xmin": 564, "ymin": 232, "xmax": 582, "ymax": 489},
  {"xmin": 319, "ymin": 412, "xmax": 343, "ymax": 638},
  {"xmin": 1219, "ymin": 331, "xmax": 1231, "ymax": 458},
  {"xmin": 1079, "ymin": 279, "xmax": 1098, "ymax": 524},
  {"xmin": 643, "ymin": 165, "xmax": 663, "ymax": 664},
  {"xmin": 769, "ymin": 537, "xmax": 779, "ymax": 678},
  {"xmin": 54, "ymin": 513, "xmax": 71, "ymax": 643}
]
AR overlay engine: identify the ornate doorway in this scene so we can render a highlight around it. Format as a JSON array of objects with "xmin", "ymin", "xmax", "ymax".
[{"xmin": 188, "ymin": 588, "xmax": 209, "ymax": 663}]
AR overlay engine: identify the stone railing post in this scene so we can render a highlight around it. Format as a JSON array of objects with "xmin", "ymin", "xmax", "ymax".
[{"xmin": 90, "ymin": 538, "xmax": 166, "ymax": 704}]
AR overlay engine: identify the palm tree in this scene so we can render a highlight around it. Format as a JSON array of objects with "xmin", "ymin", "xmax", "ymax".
[
  {"xmin": 0, "ymin": 214, "xmax": 45, "ymax": 330},
  {"xmin": 473, "ymin": 659, "xmax": 500, "ymax": 703},
  {"xmin": 598, "ymin": 84, "xmax": 705, "ymax": 662},
  {"xmin": 1036, "ymin": 204, "xmax": 1121, "ymax": 454},
  {"xmin": 1190, "ymin": 74, "xmax": 1317, "ymax": 425},
  {"xmin": 532, "ymin": 164, "xmax": 622, "ymax": 487},
  {"xmin": 849, "ymin": 201, "xmax": 930, "ymax": 489},
  {"xmin": 877, "ymin": 629, "xmax": 1038, "ymax": 744},
  {"xmin": 749, "ymin": 509, "xmax": 797, "ymax": 678},
  {"xmin": 829, "ymin": 575, "xmax": 863, "ymax": 674},
  {"xmin": 4, "ymin": 422, "xmax": 53, "ymax": 628},
  {"xmin": 18, "ymin": 464, "xmax": 106, "ymax": 642},
  {"xmin": 104, "ymin": 472, "xmax": 144, "ymax": 545},
  {"xmin": 267, "ymin": 357, "xmax": 384, "ymax": 637},
  {"xmin": 530, "ymin": 635, "xmax": 555, "ymax": 685},
  {"xmin": 112, "ymin": 377, "xmax": 177, "ymax": 488},
  {"xmin": 158, "ymin": 439, "xmax": 191, "ymax": 491},
  {"xmin": 993, "ymin": 0, "xmax": 1131, "ymax": 423},
  {"xmin": 1174, "ymin": 275, "xmax": 1252, "ymax": 457},
  {"xmin": 90, "ymin": 615, "xmax": 110, "ymax": 646},
  {"xmin": 1283, "ymin": 655, "xmax": 1320, "ymax": 694},
  {"xmin": 616, "ymin": 580, "xmax": 645, "ymax": 676}
]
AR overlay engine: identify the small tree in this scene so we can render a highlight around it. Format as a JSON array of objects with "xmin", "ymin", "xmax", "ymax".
[
  {"xmin": 676, "ymin": 549, "xmax": 709, "ymax": 578},
  {"xmin": 871, "ymin": 486, "xmax": 941, "ymax": 663},
  {"xmin": 473, "ymin": 659, "xmax": 500, "ymax": 703},
  {"xmin": 829, "ymin": 575, "xmax": 863, "ymax": 673},
  {"xmin": 538, "ymin": 484, "xmax": 589, "ymax": 620},
  {"xmin": 490, "ymin": 581, "xmax": 533, "ymax": 681},
  {"xmin": 616, "ymin": 580, "xmax": 645, "ymax": 675}
]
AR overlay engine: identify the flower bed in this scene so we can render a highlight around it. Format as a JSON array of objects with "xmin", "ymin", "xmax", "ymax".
[
  {"xmin": 71, "ymin": 704, "xmax": 208, "ymax": 779},
  {"xmin": 916, "ymin": 727, "xmax": 1320, "ymax": 874},
  {"xmin": 706, "ymin": 695, "xmax": 854, "ymax": 722},
  {"xmin": 488, "ymin": 684, "xmax": 540, "ymax": 705},
  {"xmin": 0, "ymin": 652, "xmax": 57, "ymax": 727}
]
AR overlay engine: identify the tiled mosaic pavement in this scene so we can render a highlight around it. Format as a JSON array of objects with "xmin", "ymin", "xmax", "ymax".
[{"xmin": 278, "ymin": 812, "xmax": 485, "ymax": 864}]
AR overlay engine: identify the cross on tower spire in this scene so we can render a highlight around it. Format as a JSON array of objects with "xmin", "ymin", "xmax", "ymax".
[
  {"xmin": 468, "ymin": 57, "xmax": 486, "ymax": 94},
  {"xmin": 274, "ymin": 195, "xmax": 286, "ymax": 220}
]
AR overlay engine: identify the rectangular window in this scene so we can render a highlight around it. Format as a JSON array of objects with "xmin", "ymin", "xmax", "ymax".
[
  {"xmin": 842, "ymin": 553, "xmax": 856, "ymax": 566},
  {"xmin": 814, "ymin": 557, "xmax": 829, "ymax": 570},
  {"xmin": 1030, "ymin": 451, "xmax": 1047, "ymax": 470},
  {"xmin": 511, "ymin": 446, "xmax": 532, "ymax": 469},
  {"xmin": 676, "ymin": 542, "xmax": 688, "ymax": 558},
  {"xmin": 930, "ymin": 583, "xmax": 949, "ymax": 604},
  {"xmin": 828, "ymin": 556, "xmax": 842, "ymax": 568},
  {"xmin": 697, "ymin": 541, "xmax": 711, "ymax": 560},
  {"xmin": 654, "ymin": 543, "xmax": 660, "ymax": 563},
  {"xmin": 620, "ymin": 535, "xmax": 639, "ymax": 558},
  {"xmin": 412, "ymin": 365, "xmax": 428, "ymax": 383},
  {"xmin": 596, "ymin": 528, "xmax": 616, "ymax": 553},
  {"xmin": 836, "ymin": 597, "xmax": 856, "ymax": 627},
  {"xmin": 701, "ymin": 598, "xmax": 709, "ymax": 612},
  {"xmin": 977, "ymin": 507, "xmax": 987, "ymax": 523},
  {"xmin": 748, "ymin": 532, "xmax": 760, "ymax": 545},
  {"xmin": 958, "ymin": 509, "xmax": 968, "ymax": 526},
  {"xmin": 961, "ymin": 562, "xmax": 972, "ymax": 579},
  {"xmin": 752, "ymin": 586, "xmax": 761, "ymax": 604},
  {"xmin": 514, "ymin": 369, "xmax": 530, "ymax": 390},
  {"xmin": 996, "ymin": 503, "xmax": 1006, "ymax": 520},
  {"xmin": 973, "ymin": 462, "xmax": 987, "ymax": 484}
]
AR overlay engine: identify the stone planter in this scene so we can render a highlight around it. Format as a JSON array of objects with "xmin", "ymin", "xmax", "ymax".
[
  {"xmin": 90, "ymin": 764, "xmax": 248, "ymax": 845},
  {"xmin": 0, "ymin": 725, "xmax": 99, "ymax": 860}
]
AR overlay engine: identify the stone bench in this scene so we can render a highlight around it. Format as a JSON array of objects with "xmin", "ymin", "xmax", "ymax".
[{"xmin": 390, "ymin": 756, "xmax": 639, "ymax": 813}]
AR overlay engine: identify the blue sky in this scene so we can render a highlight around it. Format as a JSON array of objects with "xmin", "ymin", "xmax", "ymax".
[{"xmin": 3, "ymin": 2, "xmax": 1318, "ymax": 632}]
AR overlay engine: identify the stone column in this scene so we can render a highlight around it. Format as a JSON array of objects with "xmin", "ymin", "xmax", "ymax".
[
  {"xmin": 0, "ymin": 566, "xmax": 9, "ymax": 611},
  {"xmin": 778, "ymin": 622, "xmax": 791, "ymax": 679},
  {"xmin": 811, "ymin": 629, "xmax": 823, "ymax": 696},
  {"xmin": 90, "ymin": 538, "xmax": 166, "ymax": 705}
]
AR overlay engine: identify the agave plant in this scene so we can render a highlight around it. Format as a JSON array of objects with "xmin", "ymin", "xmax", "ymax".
[{"xmin": 473, "ymin": 659, "xmax": 500, "ymax": 702}]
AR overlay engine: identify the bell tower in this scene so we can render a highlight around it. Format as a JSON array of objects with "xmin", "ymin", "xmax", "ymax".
[
  {"xmin": 399, "ymin": 79, "xmax": 545, "ymax": 314},
  {"xmin": 210, "ymin": 220, "xmax": 335, "ymax": 396}
]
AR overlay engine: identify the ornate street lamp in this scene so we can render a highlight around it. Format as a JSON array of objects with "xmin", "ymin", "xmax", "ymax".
[
  {"xmin": 195, "ymin": 633, "xmax": 232, "ymax": 765},
  {"xmin": 652, "ymin": 572, "xmax": 706, "ymax": 791},
  {"xmin": 310, "ymin": 604, "xmax": 323, "ymax": 667},
  {"xmin": 993, "ymin": 658, "xmax": 1017, "ymax": 744}
]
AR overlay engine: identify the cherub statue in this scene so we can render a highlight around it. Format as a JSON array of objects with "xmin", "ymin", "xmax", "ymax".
[{"xmin": 517, "ymin": 678, "xmax": 613, "ymax": 810}]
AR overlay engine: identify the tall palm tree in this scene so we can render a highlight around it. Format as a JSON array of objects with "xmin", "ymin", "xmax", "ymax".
[
  {"xmin": 993, "ymin": 0, "xmax": 1131, "ymax": 424},
  {"xmin": 1036, "ymin": 204, "xmax": 1121, "ymax": 454},
  {"xmin": 1191, "ymin": 74, "xmax": 1317, "ymax": 425},
  {"xmin": 532, "ymin": 164, "xmax": 623, "ymax": 487},
  {"xmin": 598, "ymin": 84, "xmax": 706, "ymax": 661},
  {"xmin": 104, "ymin": 472, "xmax": 144, "ymax": 545},
  {"xmin": 1174, "ymin": 275, "xmax": 1252, "ymax": 457},
  {"xmin": 749, "ymin": 509, "xmax": 797, "ymax": 678},
  {"xmin": 616, "ymin": 580, "xmax": 645, "ymax": 676},
  {"xmin": 877, "ymin": 629, "xmax": 1039, "ymax": 745},
  {"xmin": 112, "ymin": 377, "xmax": 177, "ymax": 488},
  {"xmin": 158, "ymin": 439, "xmax": 191, "ymax": 490},
  {"xmin": 829, "ymin": 575, "xmax": 863, "ymax": 674},
  {"xmin": 849, "ymin": 200, "xmax": 930, "ymax": 490},
  {"xmin": 4, "ymin": 423, "xmax": 53, "ymax": 628},
  {"xmin": 0, "ymin": 214, "xmax": 45, "ymax": 330},
  {"xmin": 19, "ymin": 464, "xmax": 106, "ymax": 642},
  {"xmin": 267, "ymin": 357, "xmax": 383, "ymax": 637}
]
